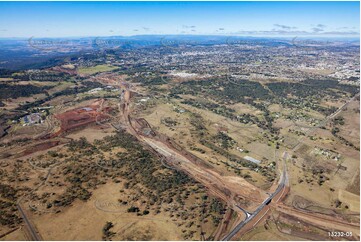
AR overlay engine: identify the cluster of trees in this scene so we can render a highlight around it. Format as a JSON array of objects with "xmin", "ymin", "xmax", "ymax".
[
  {"xmin": 268, "ymin": 80, "xmax": 358, "ymax": 115},
  {"xmin": 162, "ymin": 117, "xmax": 179, "ymax": 127},
  {"xmin": 171, "ymin": 77, "xmax": 358, "ymax": 135},
  {"xmin": 14, "ymin": 80, "xmax": 103, "ymax": 113},
  {"xmin": 258, "ymin": 165, "xmax": 276, "ymax": 183},
  {"xmin": 102, "ymin": 221, "xmax": 115, "ymax": 240},
  {"xmin": 0, "ymin": 184, "xmax": 17, "ymax": 200},
  {"xmin": 332, "ymin": 116, "xmax": 345, "ymax": 125},
  {"xmin": 178, "ymin": 85, "xmax": 278, "ymax": 133},
  {"xmin": 0, "ymin": 83, "xmax": 52, "ymax": 100},
  {"xmin": 171, "ymin": 78, "xmax": 271, "ymax": 104},
  {"xmin": 311, "ymin": 167, "xmax": 330, "ymax": 186},
  {"xmin": 0, "ymin": 200, "xmax": 22, "ymax": 227},
  {"xmin": 68, "ymin": 137, "xmax": 93, "ymax": 151},
  {"xmin": 181, "ymin": 99, "xmax": 235, "ymax": 119},
  {"xmin": 209, "ymin": 198, "xmax": 225, "ymax": 214},
  {"xmin": 331, "ymin": 117, "xmax": 359, "ymax": 150},
  {"xmin": 0, "ymin": 69, "xmax": 15, "ymax": 78},
  {"xmin": 127, "ymin": 206, "xmax": 149, "ymax": 216},
  {"xmin": 20, "ymin": 128, "xmax": 226, "ymax": 238},
  {"xmin": 183, "ymin": 97, "xmax": 279, "ymax": 132},
  {"xmin": 53, "ymin": 184, "xmax": 92, "ymax": 207},
  {"xmin": 189, "ymin": 112, "xmax": 207, "ymax": 134},
  {"xmin": 200, "ymin": 139, "xmax": 229, "ymax": 158},
  {"xmin": 0, "ymin": 184, "xmax": 21, "ymax": 227},
  {"xmin": 214, "ymin": 131, "xmax": 236, "ymax": 150},
  {"xmin": 59, "ymin": 131, "xmax": 197, "ymax": 208},
  {"xmin": 267, "ymin": 79, "xmax": 358, "ymax": 99}
]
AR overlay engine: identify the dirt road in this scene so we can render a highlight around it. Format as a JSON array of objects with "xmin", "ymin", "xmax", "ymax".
[
  {"xmin": 143, "ymin": 136, "xmax": 267, "ymax": 208},
  {"xmin": 120, "ymin": 89, "xmax": 268, "ymax": 212},
  {"xmin": 120, "ymin": 85, "xmax": 360, "ymax": 240}
]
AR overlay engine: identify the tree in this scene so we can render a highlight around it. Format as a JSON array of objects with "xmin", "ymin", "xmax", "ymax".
[{"xmin": 102, "ymin": 221, "xmax": 115, "ymax": 240}]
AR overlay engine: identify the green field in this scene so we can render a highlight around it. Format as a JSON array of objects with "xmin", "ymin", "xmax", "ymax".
[{"xmin": 77, "ymin": 65, "xmax": 118, "ymax": 75}]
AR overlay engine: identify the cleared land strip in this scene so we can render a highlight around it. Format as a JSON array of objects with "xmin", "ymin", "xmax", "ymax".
[
  {"xmin": 121, "ymin": 89, "xmax": 268, "ymax": 212},
  {"xmin": 142, "ymin": 136, "xmax": 268, "ymax": 208},
  {"xmin": 275, "ymin": 204, "xmax": 360, "ymax": 237}
]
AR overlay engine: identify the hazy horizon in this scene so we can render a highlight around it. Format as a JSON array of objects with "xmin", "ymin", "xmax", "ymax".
[
  {"xmin": 0, "ymin": 1, "xmax": 359, "ymax": 38},
  {"xmin": 0, "ymin": 34, "xmax": 360, "ymax": 41}
]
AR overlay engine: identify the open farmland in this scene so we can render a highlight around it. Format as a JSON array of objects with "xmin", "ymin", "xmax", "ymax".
[{"xmin": 0, "ymin": 27, "xmax": 359, "ymax": 241}]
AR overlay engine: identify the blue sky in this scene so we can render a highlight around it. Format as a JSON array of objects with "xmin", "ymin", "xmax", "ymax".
[{"xmin": 0, "ymin": 1, "xmax": 359, "ymax": 38}]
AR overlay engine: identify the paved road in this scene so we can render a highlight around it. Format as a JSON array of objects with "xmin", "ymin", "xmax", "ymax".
[
  {"xmin": 222, "ymin": 153, "xmax": 288, "ymax": 241},
  {"xmin": 234, "ymin": 205, "xmax": 251, "ymax": 219},
  {"xmin": 16, "ymin": 203, "xmax": 42, "ymax": 241},
  {"xmin": 119, "ymin": 82, "xmax": 291, "ymax": 240},
  {"xmin": 16, "ymin": 165, "xmax": 57, "ymax": 241},
  {"xmin": 221, "ymin": 93, "xmax": 359, "ymax": 241}
]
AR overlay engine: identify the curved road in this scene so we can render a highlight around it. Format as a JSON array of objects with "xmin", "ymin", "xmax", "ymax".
[
  {"xmin": 222, "ymin": 152, "xmax": 288, "ymax": 241},
  {"xmin": 222, "ymin": 93, "xmax": 360, "ymax": 240}
]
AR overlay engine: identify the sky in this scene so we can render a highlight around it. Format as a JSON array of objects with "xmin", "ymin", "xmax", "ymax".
[{"xmin": 0, "ymin": 1, "xmax": 359, "ymax": 38}]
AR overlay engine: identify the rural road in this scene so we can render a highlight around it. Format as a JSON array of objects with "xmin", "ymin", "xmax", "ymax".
[
  {"xmin": 16, "ymin": 164, "xmax": 57, "ymax": 241},
  {"xmin": 120, "ymin": 83, "xmax": 282, "ymax": 240},
  {"xmin": 221, "ymin": 151, "xmax": 289, "ymax": 241},
  {"xmin": 292, "ymin": 92, "xmax": 360, "ymax": 152},
  {"xmin": 16, "ymin": 203, "xmax": 42, "ymax": 241}
]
